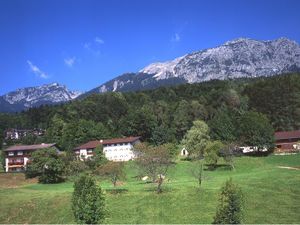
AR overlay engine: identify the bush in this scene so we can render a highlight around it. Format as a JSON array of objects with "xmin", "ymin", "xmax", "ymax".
[
  {"xmin": 72, "ymin": 175, "xmax": 106, "ymax": 224},
  {"xmin": 213, "ymin": 178, "xmax": 243, "ymax": 224}
]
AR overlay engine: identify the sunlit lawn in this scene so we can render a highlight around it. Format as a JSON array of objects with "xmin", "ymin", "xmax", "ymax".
[{"xmin": 0, "ymin": 154, "xmax": 300, "ymax": 224}]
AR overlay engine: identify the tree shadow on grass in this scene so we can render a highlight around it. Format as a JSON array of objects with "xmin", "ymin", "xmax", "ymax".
[
  {"xmin": 105, "ymin": 188, "xmax": 128, "ymax": 194},
  {"xmin": 204, "ymin": 164, "xmax": 233, "ymax": 171}
]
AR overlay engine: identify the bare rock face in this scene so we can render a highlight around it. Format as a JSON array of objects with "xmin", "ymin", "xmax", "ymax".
[
  {"xmin": 0, "ymin": 83, "xmax": 81, "ymax": 112},
  {"xmin": 88, "ymin": 37, "xmax": 300, "ymax": 94}
]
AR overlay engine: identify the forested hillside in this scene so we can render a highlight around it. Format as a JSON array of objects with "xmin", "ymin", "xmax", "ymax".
[{"xmin": 1, "ymin": 73, "xmax": 300, "ymax": 151}]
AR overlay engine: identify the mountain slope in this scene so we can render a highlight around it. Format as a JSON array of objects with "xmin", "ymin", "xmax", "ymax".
[
  {"xmin": 86, "ymin": 37, "xmax": 300, "ymax": 95},
  {"xmin": 0, "ymin": 83, "xmax": 81, "ymax": 112}
]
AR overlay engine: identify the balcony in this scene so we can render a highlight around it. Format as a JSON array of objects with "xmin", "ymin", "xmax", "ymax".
[{"xmin": 8, "ymin": 161, "xmax": 24, "ymax": 165}]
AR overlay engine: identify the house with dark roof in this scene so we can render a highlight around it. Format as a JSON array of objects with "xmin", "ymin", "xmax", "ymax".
[
  {"xmin": 275, "ymin": 130, "xmax": 300, "ymax": 153},
  {"xmin": 3, "ymin": 143, "xmax": 60, "ymax": 172},
  {"xmin": 73, "ymin": 136, "xmax": 140, "ymax": 161}
]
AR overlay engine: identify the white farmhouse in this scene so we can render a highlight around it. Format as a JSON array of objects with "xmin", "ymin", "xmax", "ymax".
[{"xmin": 73, "ymin": 136, "xmax": 140, "ymax": 161}]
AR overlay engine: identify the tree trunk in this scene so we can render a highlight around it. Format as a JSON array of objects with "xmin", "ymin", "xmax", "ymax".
[{"xmin": 157, "ymin": 176, "xmax": 163, "ymax": 194}]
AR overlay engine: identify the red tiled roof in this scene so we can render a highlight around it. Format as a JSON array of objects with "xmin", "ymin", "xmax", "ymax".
[
  {"xmin": 4, "ymin": 143, "xmax": 56, "ymax": 152},
  {"xmin": 74, "ymin": 136, "xmax": 140, "ymax": 150},
  {"xmin": 275, "ymin": 130, "xmax": 300, "ymax": 140}
]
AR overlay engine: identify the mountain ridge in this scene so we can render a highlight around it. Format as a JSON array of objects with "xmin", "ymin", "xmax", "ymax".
[
  {"xmin": 85, "ymin": 37, "xmax": 300, "ymax": 95},
  {"xmin": 0, "ymin": 83, "xmax": 81, "ymax": 113}
]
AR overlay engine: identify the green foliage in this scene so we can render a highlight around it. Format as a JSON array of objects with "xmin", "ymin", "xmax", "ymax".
[
  {"xmin": 173, "ymin": 100, "xmax": 193, "ymax": 139},
  {"xmin": 45, "ymin": 114, "xmax": 65, "ymax": 147},
  {"xmin": 238, "ymin": 111, "xmax": 275, "ymax": 151},
  {"xmin": 181, "ymin": 120, "xmax": 210, "ymax": 158},
  {"xmin": 0, "ymin": 150, "xmax": 5, "ymax": 172},
  {"xmin": 213, "ymin": 178, "xmax": 243, "ymax": 224},
  {"xmin": 245, "ymin": 73, "xmax": 300, "ymax": 130},
  {"xmin": 150, "ymin": 125, "xmax": 175, "ymax": 146},
  {"xmin": 209, "ymin": 106, "xmax": 237, "ymax": 142},
  {"xmin": 25, "ymin": 148, "xmax": 65, "ymax": 183},
  {"xmin": 64, "ymin": 160, "xmax": 88, "ymax": 177},
  {"xmin": 21, "ymin": 133, "xmax": 37, "ymax": 145},
  {"xmin": 204, "ymin": 141, "xmax": 224, "ymax": 169},
  {"xmin": 72, "ymin": 175, "xmax": 105, "ymax": 224},
  {"xmin": 85, "ymin": 145, "xmax": 108, "ymax": 170}
]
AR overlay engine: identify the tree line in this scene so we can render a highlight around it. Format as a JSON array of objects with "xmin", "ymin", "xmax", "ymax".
[{"xmin": 1, "ymin": 73, "xmax": 299, "ymax": 151}]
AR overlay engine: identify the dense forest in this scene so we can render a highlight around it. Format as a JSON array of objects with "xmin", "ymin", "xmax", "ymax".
[{"xmin": 1, "ymin": 73, "xmax": 300, "ymax": 151}]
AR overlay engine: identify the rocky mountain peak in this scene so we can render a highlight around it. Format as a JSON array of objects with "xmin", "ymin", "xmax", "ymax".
[
  {"xmin": 0, "ymin": 83, "xmax": 82, "ymax": 112},
  {"xmin": 87, "ymin": 37, "xmax": 300, "ymax": 95}
]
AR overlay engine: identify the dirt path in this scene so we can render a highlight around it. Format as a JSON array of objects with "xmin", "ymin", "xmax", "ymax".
[{"xmin": 277, "ymin": 166, "xmax": 300, "ymax": 170}]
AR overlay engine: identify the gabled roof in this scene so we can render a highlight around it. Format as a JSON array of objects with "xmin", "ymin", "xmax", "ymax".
[
  {"xmin": 4, "ymin": 143, "xmax": 56, "ymax": 152},
  {"xmin": 275, "ymin": 130, "xmax": 300, "ymax": 140},
  {"xmin": 74, "ymin": 136, "xmax": 140, "ymax": 150}
]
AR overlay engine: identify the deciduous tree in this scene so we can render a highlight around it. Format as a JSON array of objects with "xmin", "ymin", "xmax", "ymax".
[
  {"xmin": 96, "ymin": 161, "xmax": 125, "ymax": 187},
  {"xmin": 181, "ymin": 120, "xmax": 210, "ymax": 158},
  {"xmin": 25, "ymin": 148, "xmax": 65, "ymax": 183},
  {"xmin": 204, "ymin": 141, "xmax": 224, "ymax": 170},
  {"xmin": 135, "ymin": 143, "xmax": 172, "ymax": 193},
  {"xmin": 238, "ymin": 111, "xmax": 275, "ymax": 152}
]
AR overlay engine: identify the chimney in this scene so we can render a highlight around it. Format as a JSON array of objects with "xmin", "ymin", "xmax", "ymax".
[{"xmin": 100, "ymin": 140, "xmax": 103, "ymax": 143}]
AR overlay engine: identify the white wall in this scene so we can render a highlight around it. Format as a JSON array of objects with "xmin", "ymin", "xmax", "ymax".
[
  {"xmin": 5, "ymin": 158, "xmax": 8, "ymax": 172},
  {"xmin": 77, "ymin": 141, "xmax": 138, "ymax": 161},
  {"xmin": 103, "ymin": 143, "xmax": 137, "ymax": 161}
]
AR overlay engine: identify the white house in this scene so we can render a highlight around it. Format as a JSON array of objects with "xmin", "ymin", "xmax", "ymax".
[
  {"xmin": 238, "ymin": 146, "xmax": 268, "ymax": 154},
  {"xmin": 73, "ymin": 136, "xmax": 141, "ymax": 161}
]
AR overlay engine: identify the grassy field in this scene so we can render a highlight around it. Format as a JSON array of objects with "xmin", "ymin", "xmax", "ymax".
[{"xmin": 0, "ymin": 154, "xmax": 300, "ymax": 224}]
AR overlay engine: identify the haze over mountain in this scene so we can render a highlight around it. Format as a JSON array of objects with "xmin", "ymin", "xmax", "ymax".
[
  {"xmin": 86, "ymin": 37, "xmax": 300, "ymax": 95},
  {"xmin": 0, "ymin": 83, "xmax": 81, "ymax": 113},
  {"xmin": 1, "ymin": 37, "xmax": 300, "ymax": 112}
]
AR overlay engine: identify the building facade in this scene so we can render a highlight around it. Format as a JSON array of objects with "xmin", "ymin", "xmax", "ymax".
[
  {"xmin": 4, "ymin": 128, "xmax": 45, "ymax": 140},
  {"xmin": 3, "ymin": 143, "xmax": 59, "ymax": 172},
  {"xmin": 74, "ymin": 137, "xmax": 140, "ymax": 161},
  {"xmin": 275, "ymin": 130, "xmax": 300, "ymax": 153}
]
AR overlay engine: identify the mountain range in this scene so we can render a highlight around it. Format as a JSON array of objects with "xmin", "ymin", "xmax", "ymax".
[
  {"xmin": 0, "ymin": 83, "xmax": 81, "ymax": 112},
  {"xmin": 1, "ymin": 37, "xmax": 300, "ymax": 112}
]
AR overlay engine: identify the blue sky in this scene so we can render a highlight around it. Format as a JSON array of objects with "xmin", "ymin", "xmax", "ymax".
[{"xmin": 1, "ymin": 0, "xmax": 300, "ymax": 95}]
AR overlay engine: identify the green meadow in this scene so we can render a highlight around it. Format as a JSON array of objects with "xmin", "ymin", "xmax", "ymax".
[{"xmin": 0, "ymin": 154, "xmax": 300, "ymax": 224}]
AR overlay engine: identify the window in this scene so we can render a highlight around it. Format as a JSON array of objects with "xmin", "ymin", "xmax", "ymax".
[
  {"xmin": 8, "ymin": 152, "xmax": 14, "ymax": 156},
  {"xmin": 17, "ymin": 151, "xmax": 23, "ymax": 155}
]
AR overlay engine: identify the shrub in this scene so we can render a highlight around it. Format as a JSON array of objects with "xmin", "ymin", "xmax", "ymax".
[
  {"xmin": 213, "ymin": 178, "xmax": 243, "ymax": 224},
  {"xmin": 72, "ymin": 175, "xmax": 106, "ymax": 224}
]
